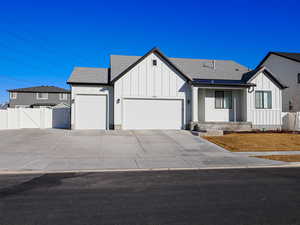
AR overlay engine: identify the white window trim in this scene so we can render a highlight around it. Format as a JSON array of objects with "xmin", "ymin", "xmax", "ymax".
[
  {"xmin": 10, "ymin": 92, "xmax": 17, "ymax": 99},
  {"xmin": 36, "ymin": 93, "xmax": 48, "ymax": 100},
  {"xmin": 59, "ymin": 93, "xmax": 68, "ymax": 100}
]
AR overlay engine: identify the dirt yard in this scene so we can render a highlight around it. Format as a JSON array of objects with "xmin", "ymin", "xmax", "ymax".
[
  {"xmin": 204, "ymin": 133, "xmax": 300, "ymax": 152},
  {"xmin": 254, "ymin": 154, "xmax": 300, "ymax": 162}
]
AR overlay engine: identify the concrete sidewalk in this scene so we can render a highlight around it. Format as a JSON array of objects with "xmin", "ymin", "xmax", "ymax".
[{"xmin": 0, "ymin": 129, "xmax": 289, "ymax": 172}]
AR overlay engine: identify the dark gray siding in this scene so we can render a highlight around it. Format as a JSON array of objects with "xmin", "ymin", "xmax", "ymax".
[
  {"xmin": 9, "ymin": 92, "xmax": 70, "ymax": 108},
  {"xmin": 262, "ymin": 54, "xmax": 300, "ymax": 112}
]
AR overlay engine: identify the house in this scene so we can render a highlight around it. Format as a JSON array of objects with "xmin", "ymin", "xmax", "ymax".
[
  {"xmin": 67, "ymin": 47, "xmax": 286, "ymax": 130},
  {"xmin": 256, "ymin": 52, "xmax": 300, "ymax": 112},
  {"xmin": 7, "ymin": 86, "xmax": 70, "ymax": 108}
]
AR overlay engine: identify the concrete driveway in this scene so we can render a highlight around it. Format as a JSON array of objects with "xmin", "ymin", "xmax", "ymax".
[{"xmin": 0, "ymin": 129, "xmax": 284, "ymax": 172}]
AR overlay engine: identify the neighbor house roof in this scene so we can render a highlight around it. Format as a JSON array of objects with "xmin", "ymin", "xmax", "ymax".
[
  {"xmin": 256, "ymin": 51, "xmax": 300, "ymax": 69},
  {"xmin": 8, "ymin": 86, "xmax": 70, "ymax": 93},
  {"xmin": 67, "ymin": 67, "xmax": 109, "ymax": 84}
]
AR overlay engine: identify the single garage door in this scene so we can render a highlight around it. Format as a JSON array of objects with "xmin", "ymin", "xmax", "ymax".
[
  {"xmin": 123, "ymin": 98, "xmax": 183, "ymax": 130},
  {"xmin": 75, "ymin": 95, "xmax": 107, "ymax": 129}
]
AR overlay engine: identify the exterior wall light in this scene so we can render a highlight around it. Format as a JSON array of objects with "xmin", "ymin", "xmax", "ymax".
[{"xmin": 116, "ymin": 98, "xmax": 120, "ymax": 104}]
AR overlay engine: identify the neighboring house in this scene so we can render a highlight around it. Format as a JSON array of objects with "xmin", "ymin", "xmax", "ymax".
[
  {"xmin": 256, "ymin": 52, "xmax": 300, "ymax": 112},
  {"xmin": 7, "ymin": 86, "xmax": 71, "ymax": 108},
  {"xmin": 67, "ymin": 47, "xmax": 286, "ymax": 130}
]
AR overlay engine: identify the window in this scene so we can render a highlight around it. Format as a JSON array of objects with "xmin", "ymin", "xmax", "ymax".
[
  {"xmin": 10, "ymin": 92, "xmax": 17, "ymax": 99},
  {"xmin": 152, "ymin": 59, "xmax": 157, "ymax": 66},
  {"xmin": 255, "ymin": 91, "xmax": 272, "ymax": 109},
  {"xmin": 59, "ymin": 93, "xmax": 68, "ymax": 100},
  {"xmin": 36, "ymin": 93, "xmax": 48, "ymax": 100},
  {"xmin": 298, "ymin": 73, "xmax": 300, "ymax": 83},
  {"xmin": 215, "ymin": 91, "xmax": 232, "ymax": 109}
]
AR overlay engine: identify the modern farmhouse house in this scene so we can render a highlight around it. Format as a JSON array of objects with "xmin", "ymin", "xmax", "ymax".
[{"xmin": 67, "ymin": 48, "xmax": 286, "ymax": 130}]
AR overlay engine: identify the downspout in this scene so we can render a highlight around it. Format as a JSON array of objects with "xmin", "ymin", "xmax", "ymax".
[{"xmin": 69, "ymin": 84, "xmax": 72, "ymax": 130}]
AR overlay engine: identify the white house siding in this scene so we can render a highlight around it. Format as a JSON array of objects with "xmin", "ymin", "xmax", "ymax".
[
  {"xmin": 202, "ymin": 89, "xmax": 243, "ymax": 122},
  {"xmin": 114, "ymin": 52, "xmax": 191, "ymax": 129},
  {"xmin": 246, "ymin": 71, "xmax": 282, "ymax": 129},
  {"xmin": 262, "ymin": 54, "xmax": 300, "ymax": 112},
  {"xmin": 71, "ymin": 85, "xmax": 114, "ymax": 129}
]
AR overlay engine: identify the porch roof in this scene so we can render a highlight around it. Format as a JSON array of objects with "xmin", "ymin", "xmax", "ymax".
[{"xmin": 191, "ymin": 79, "xmax": 256, "ymax": 88}]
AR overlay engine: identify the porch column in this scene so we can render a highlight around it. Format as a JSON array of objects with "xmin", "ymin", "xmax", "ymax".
[{"xmin": 192, "ymin": 86, "xmax": 199, "ymax": 122}]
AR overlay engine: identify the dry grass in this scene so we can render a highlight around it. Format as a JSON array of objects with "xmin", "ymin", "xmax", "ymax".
[
  {"xmin": 254, "ymin": 154, "xmax": 300, "ymax": 162},
  {"xmin": 203, "ymin": 133, "xmax": 300, "ymax": 152}
]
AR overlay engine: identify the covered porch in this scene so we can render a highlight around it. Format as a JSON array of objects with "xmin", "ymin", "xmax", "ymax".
[{"xmin": 191, "ymin": 85, "xmax": 252, "ymax": 131}]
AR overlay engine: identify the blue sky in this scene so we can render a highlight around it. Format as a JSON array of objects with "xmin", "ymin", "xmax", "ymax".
[{"xmin": 0, "ymin": 0, "xmax": 299, "ymax": 103}]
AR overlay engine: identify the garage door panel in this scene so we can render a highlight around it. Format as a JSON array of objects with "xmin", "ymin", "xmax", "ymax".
[
  {"xmin": 123, "ymin": 99, "xmax": 183, "ymax": 130},
  {"xmin": 75, "ymin": 95, "xmax": 107, "ymax": 129}
]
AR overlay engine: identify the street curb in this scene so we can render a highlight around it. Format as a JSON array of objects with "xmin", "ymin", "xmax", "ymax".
[{"xmin": 0, "ymin": 163, "xmax": 300, "ymax": 175}]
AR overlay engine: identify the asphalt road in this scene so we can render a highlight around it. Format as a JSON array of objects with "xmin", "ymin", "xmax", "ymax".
[{"xmin": 0, "ymin": 168, "xmax": 299, "ymax": 225}]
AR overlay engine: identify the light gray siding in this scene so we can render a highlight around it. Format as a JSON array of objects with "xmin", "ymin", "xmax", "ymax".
[
  {"xmin": 9, "ymin": 92, "xmax": 70, "ymax": 108},
  {"xmin": 262, "ymin": 54, "xmax": 300, "ymax": 112}
]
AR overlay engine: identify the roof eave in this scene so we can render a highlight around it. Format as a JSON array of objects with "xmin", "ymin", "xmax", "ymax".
[
  {"xmin": 192, "ymin": 82, "xmax": 256, "ymax": 88},
  {"xmin": 67, "ymin": 81, "xmax": 110, "ymax": 86}
]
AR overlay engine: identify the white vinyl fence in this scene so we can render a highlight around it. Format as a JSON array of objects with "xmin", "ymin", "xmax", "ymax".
[
  {"xmin": 282, "ymin": 112, "xmax": 300, "ymax": 131},
  {"xmin": 0, "ymin": 108, "xmax": 70, "ymax": 129}
]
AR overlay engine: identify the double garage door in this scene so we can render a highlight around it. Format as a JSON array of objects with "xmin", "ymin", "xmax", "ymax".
[
  {"xmin": 75, "ymin": 95, "xmax": 183, "ymax": 130},
  {"xmin": 123, "ymin": 98, "xmax": 183, "ymax": 130}
]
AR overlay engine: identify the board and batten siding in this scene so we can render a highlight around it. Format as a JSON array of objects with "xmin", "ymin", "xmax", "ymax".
[
  {"xmin": 114, "ymin": 52, "xmax": 191, "ymax": 129},
  {"xmin": 247, "ymin": 71, "xmax": 282, "ymax": 129},
  {"xmin": 71, "ymin": 85, "xmax": 114, "ymax": 129}
]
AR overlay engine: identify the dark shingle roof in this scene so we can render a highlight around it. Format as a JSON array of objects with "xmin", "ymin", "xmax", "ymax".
[
  {"xmin": 256, "ymin": 51, "xmax": 300, "ymax": 69},
  {"xmin": 67, "ymin": 67, "xmax": 109, "ymax": 84},
  {"xmin": 271, "ymin": 52, "xmax": 300, "ymax": 62},
  {"xmin": 8, "ymin": 86, "xmax": 70, "ymax": 93}
]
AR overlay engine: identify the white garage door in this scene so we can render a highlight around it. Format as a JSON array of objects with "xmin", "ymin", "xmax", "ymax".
[
  {"xmin": 123, "ymin": 98, "xmax": 183, "ymax": 130},
  {"xmin": 75, "ymin": 95, "xmax": 107, "ymax": 129}
]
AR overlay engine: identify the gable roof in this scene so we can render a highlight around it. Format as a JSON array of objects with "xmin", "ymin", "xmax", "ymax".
[
  {"xmin": 110, "ymin": 47, "xmax": 192, "ymax": 83},
  {"xmin": 8, "ymin": 86, "xmax": 70, "ymax": 93},
  {"xmin": 67, "ymin": 67, "xmax": 109, "ymax": 84},
  {"xmin": 68, "ymin": 47, "xmax": 250, "ymax": 85},
  {"xmin": 242, "ymin": 66, "xmax": 287, "ymax": 89},
  {"xmin": 110, "ymin": 50, "xmax": 249, "ymax": 82},
  {"xmin": 256, "ymin": 51, "xmax": 300, "ymax": 69}
]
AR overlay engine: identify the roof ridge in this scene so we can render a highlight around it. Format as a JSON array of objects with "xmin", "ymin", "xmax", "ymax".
[{"xmin": 170, "ymin": 57, "xmax": 235, "ymax": 62}]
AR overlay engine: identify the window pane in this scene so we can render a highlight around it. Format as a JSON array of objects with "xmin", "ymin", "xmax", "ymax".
[
  {"xmin": 263, "ymin": 92, "xmax": 268, "ymax": 108},
  {"xmin": 215, "ymin": 91, "xmax": 223, "ymax": 108},
  {"xmin": 267, "ymin": 92, "xmax": 272, "ymax": 109},
  {"xmin": 255, "ymin": 91, "xmax": 262, "ymax": 108},
  {"xmin": 224, "ymin": 91, "xmax": 232, "ymax": 109},
  {"xmin": 38, "ymin": 93, "xmax": 47, "ymax": 99}
]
